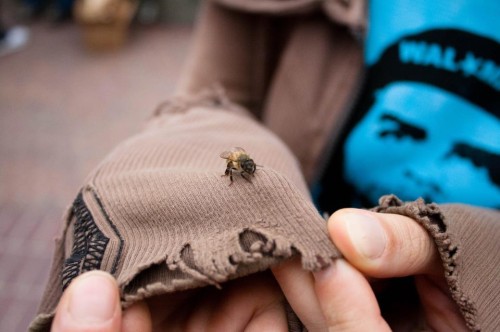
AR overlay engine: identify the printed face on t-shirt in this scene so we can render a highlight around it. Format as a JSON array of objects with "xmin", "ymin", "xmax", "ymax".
[{"xmin": 343, "ymin": 81, "xmax": 500, "ymax": 207}]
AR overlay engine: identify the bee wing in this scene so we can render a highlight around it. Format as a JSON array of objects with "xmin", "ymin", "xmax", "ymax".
[
  {"xmin": 221, "ymin": 147, "xmax": 247, "ymax": 159},
  {"xmin": 220, "ymin": 150, "xmax": 232, "ymax": 159}
]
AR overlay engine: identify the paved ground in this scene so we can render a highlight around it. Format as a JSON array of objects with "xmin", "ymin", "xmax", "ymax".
[{"xmin": 0, "ymin": 21, "xmax": 192, "ymax": 331}]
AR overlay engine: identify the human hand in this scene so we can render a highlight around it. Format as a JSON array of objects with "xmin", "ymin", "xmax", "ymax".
[
  {"xmin": 50, "ymin": 271, "xmax": 151, "ymax": 332},
  {"xmin": 272, "ymin": 208, "xmax": 469, "ymax": 331},
  {"xmin": 51, "ymin": 270, "xmax": 287, "ymax": 331}
]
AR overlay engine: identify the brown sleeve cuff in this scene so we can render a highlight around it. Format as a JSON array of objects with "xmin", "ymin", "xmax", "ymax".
[
  {"xmin": 373, "ymin": 195, "xmax": 500, "ymax": 331},
  {"xmin": 29, "ymin": 88, "xmax": 340, "ymax": 331}
]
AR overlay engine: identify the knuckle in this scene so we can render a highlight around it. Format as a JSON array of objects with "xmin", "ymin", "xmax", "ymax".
[{"xmin": 387, "ymin": 216, "xmax": 435, "ymax": 273}]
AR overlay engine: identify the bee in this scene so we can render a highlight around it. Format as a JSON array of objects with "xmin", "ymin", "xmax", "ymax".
[{"xmin": 220, "ymin": 147, "xmax": 258, "ymax": 184}]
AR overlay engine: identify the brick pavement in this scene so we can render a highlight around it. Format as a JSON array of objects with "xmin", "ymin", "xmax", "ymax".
[{"xmin": 0, "ymin": 22, "xmax": 192, "ymax": 331}]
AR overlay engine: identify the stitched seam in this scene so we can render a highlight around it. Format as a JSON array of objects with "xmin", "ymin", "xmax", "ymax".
[
  {"xmin": 61, "ymin": 191, "xmax": 110, "ymax": 290},
  {"xmin": 90, "ymin": 187, "xmax": 124, "ymax": 275}
]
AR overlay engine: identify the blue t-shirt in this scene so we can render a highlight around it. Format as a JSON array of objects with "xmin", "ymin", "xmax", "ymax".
[{"xmin": 315, "ymin": 0, "xmax": 500, "ymax": 212}]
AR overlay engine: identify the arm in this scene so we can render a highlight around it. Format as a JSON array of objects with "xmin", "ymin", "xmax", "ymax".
[{"xmin": 176, "ymin": 1, "xmax": 278, "ymax": 116}]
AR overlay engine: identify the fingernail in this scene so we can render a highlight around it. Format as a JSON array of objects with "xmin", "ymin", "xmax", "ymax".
[
  {"xmin": 313, "ymin": 261, "xmax": 336, "ymax": 282},
  {"xmin": 68, "ymin": 273, "xmax": 118, "ymax": 325},
  {"xmin": 346, "ymin": 213, "xmax": 387, "ymax": 259}
]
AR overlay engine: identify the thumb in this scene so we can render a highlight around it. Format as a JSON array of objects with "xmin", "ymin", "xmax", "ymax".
[
  {"xmin": 51, "ymin": 271, "xmax": 122, "ymax": 332},
  {"xmin": 329, "ymin": 208, "xmax": 442, "ymax": 278}
]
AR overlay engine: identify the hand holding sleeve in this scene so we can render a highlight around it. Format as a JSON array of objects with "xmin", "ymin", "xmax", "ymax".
[
  {"xmin": 373, "ymin": 195, "xmax": 500, "ymax": 331},
  {"xmin": 29, "ymin": 89, "xmax": 340, "ymax": 331}
]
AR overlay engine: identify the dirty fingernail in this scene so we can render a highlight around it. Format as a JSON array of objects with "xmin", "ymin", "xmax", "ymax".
[{"xmin": 313, "ymin": 262, "xmax": 336, "ymax": 283}]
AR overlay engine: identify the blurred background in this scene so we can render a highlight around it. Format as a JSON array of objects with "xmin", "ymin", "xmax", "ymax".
[{"xmin": 0, "ymin": 0, "xmax": 198, "ymax": 329}]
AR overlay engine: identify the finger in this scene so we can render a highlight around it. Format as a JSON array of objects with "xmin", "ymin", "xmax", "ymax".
[
  {"xmin": 121, "ymin": 301, "xmax": 152, "ymax": 332},
  {"xmin": 185, "ymin": 272, "xmax": 286, "ymax": 331},
  {"xmin": 329, "ymin": 209, "xmax": 441, "ymax": 277},
  {"xmin": 272, "ymin": 257, "xmax": 327, "ymax": 331},
  {"xmin": 208, "ymin": 272, "xmax": 285, "ymax": 331},
  {"xmin": 245, "ymin": 301, "xmax": 288, "ymax": 332},
  {"xmin": 51, "ymin": 271, "xmax": 121, "ymax": 332},
  {"xmin": 415, "ymin": 276, "xmax": 469, "ymax": 332},
  {"xmin": 146, "ymin": 289, "xmax": 198, "ymax": 328},
  {"xmin": 313, "ymin": 259, "xmax": 390, "ymax": 331}
]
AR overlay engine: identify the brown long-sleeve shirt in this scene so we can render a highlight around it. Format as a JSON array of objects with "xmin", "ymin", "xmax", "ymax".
[{"xmin": 30, "ymin": 1, "xmax": 500, "ymax": 331}]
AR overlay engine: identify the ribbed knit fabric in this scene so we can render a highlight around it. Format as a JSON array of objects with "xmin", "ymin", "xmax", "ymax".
[
  {"xmin": 374, "ymin": 196, "xmax": 500, "ymax": 332},
  {"xmin": 177, "ymin": 2, "xmax": 364, "ymax": 183},
  {"xmin": 440, "ymin": 204, "xmax": 500, "ymax": 332},
  {"xmin": 29, "ymin": 89, "xmax": 340, "ymax": 331},
  {"xmin": 262, "ymin": 18, "xmax": 363, "ymax": 183}
]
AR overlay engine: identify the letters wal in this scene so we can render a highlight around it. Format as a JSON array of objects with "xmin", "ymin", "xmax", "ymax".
[
  {"xmin": 398, "ymin": 40, "xmax": 500, "ymax": 91},
  {"xmin": 366, "ymin": 0, "xmax": 499, "ymax": 66}
]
